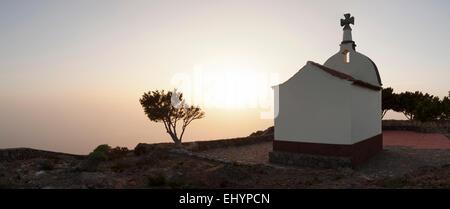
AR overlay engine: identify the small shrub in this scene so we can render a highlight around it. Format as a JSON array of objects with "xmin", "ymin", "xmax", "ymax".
[
  {"xmin": 88, "ymin": 144, "xmax": 129, "ymax": 162},
  {"xmin": 109, "ymin": 146, "xmax": 129, "ymax": 159},
  {"xmin": 147, "ymin": 173, "xmax": 166, "ymax": 186},
  {"xmin": 134, "ymin": 146, "xmax": 147, "ymax": 156},
  {"xmin": 93, "ymin": 144, "xmax": 111, "ymax": 153},
  {"xmin": 87, "ymin": 144, "xmax": 111, "ymax": 162},
  {"xmin": 88, "ymin": 151, "xmax": 109, "ymax": 161}
]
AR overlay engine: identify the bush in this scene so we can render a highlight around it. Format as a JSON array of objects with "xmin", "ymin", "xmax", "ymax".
[
  {"xmin": 109, "ymin": 146, "xmax": 129, "ymax": 159},
  {"xmin": 93, "ymin": 144, "xmax": 111, "ymax": 153},
  {"xmin": 87, "ymin": 144, "xmax": 111, "ymax": 162},
  {"xmin": 88, "ymin": 151, "xmax": 109, "ymax": 161},
  {"xmin": 88, "ymin": 144, "xmax": 129, "ymax": 161},
  {"xmin": 134, "ymin": 143, "xmax": 159, "ymax": 156}
]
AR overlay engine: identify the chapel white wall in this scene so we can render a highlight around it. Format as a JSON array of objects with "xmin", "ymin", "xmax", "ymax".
[
  {"xmin": 350, "ymin": 86, "xmax": 382, "ymax": 143},
  {"xmin": 274, "ymin": 63, "xmax": 352, "ymax": 145}
]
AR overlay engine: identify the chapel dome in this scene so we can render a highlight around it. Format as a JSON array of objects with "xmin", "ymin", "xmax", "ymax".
[
  {"xmin": 323, "ymin": 13, "xmax": 382, "ymax": 87},
  {"xmin": 323, "ymin": 49, "xmax": 382, "ymax": 86}
]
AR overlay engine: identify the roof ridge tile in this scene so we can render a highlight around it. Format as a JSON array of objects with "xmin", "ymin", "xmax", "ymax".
[{"xmin": 309, "ymin": 61, "xmax": 382, "ymax": 91}]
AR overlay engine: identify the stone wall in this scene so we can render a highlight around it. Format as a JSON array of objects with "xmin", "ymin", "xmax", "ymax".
[
  {"xmin": 183, "ymin": 134, "xmax": 274, "ymax": 152},
  {"xmin": 382, "ymin": 120, "xmax": 450, "ymax": 134},
  {"xmin": 0, "ymin": 148, "xmax": 85, "ymax": 162},
  {"xmin": 269, "ymin": 151, "xmax": 352, "ymax": 168},
  {"xmin": 135, "ymin": 134, "xmax": 274, "ymax": 154}
]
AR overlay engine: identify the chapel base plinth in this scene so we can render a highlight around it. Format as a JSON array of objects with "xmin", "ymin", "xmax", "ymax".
[
  {"xmin": 270, "ymin": 134, "xmax": 382, "ymax": 168},
  {"xmin": 269, "ymin": 151, "xmax": 352, "ymax": 168}
]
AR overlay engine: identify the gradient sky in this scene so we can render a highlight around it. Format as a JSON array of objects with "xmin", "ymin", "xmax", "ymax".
[{"xmin": 1, "ymin": 0, "xmax": 449, "ymax": 154}]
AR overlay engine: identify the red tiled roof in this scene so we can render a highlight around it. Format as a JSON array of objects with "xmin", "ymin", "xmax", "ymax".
[{"xmin": 309, "ymin": 61, "xmax": 382, "ymax": 91}]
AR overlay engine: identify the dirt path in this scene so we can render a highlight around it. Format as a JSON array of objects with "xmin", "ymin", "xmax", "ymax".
[
  {"xmin": 197, "ymin": 142, "xmax": 272, "ymax": 164},
  {"xmin": 196, "ymin": 131, "xmax": 450, "ymax": 176}
]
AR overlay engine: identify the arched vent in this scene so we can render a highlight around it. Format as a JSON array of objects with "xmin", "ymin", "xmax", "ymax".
[{"xmin": 343, "ymin": 50, "xmax": 350, "ymax": 63}]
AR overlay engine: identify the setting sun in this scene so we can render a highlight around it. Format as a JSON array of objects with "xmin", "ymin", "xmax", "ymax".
[{"xmin": 171, "ymin": 66, "xmax": 278, "ymax": 110}]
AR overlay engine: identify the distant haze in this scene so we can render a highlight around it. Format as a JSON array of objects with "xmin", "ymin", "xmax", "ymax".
[{"xmin": 1, "ymin": 0, "xmax": 449, "ymax": 154}]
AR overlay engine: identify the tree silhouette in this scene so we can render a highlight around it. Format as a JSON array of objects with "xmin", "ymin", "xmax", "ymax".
[
  {"xmin": 381, "ymin": 87, "xmax": 450, "ymax": 121},
  {"xmin": 382, "ymin": 87, "xmax": 397, "ymax": 118},
  {"xmin": 413, "ymin": 95, "xmax": 442, "ymax": 122},
  {"xmin": 441, "ymin": 97, "xmax": 450, "ymax": 120},
  {"xmin": 139, "ymin": 90, "xmax": 205, "ymax": 147},
  {"xmin": 393, "ymin": 91, "xmax": 427, "ymax": 120}
]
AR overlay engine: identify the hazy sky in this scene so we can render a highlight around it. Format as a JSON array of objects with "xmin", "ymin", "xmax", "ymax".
[{"xmin": 1, "ymin": 0, "xmax": 449, "ymax": 154}]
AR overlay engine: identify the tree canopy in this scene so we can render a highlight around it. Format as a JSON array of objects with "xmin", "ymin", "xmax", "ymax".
[
  {"xmin": 139, "ymin": 90, "xmax": 205, "ymax": 146},
  {"xmin": 381, "ymin": 87, "xmax": 397, "ymax": 118},
  {"xmin": 382, "ymin": 87, "xmax": 449, "ymax": 121}
]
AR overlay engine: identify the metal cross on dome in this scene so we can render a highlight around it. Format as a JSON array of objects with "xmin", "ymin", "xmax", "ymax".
[{"xmin": 340, "ymin": 13, "xmax": 354, "ymax": 30}]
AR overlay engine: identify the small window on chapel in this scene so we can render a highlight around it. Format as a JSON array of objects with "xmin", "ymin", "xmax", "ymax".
[{"xmin": 343, "ymin": 50, "xmax": 350, "ymax": 63}]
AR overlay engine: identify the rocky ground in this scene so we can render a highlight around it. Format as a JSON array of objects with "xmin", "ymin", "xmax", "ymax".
[
  {"xmin": 0, "ymin": 142, "xmax": 449, "ymax": 189},
  {"xmin": 1, "ymin": 126, "xmax": 449, "ymax": 189},
  {"xmin": 197, "ymin": 143, "xmax": 450, "ymax": 176}
]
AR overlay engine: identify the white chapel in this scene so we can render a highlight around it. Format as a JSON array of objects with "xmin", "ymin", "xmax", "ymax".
[{"xmin": 270, "ymin": 14, "xmax": 383, "ymax": 167}]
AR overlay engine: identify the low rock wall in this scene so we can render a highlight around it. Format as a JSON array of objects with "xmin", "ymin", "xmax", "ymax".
[
  {"xmin": 269, "ymin": 151, "xmax": 352, "ymax": 168},
  {"xmin": 0, "ymin": 148, "xmax": 85, "ymax": 162},
  {"xmin": 382, "ymin": 120, "xmax": 450, "ymax": 134}
]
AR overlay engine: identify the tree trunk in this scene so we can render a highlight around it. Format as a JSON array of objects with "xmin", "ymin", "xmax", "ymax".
[{"xmin": 172, "ymin": 137, "xmax": 182, "ymax": 148}]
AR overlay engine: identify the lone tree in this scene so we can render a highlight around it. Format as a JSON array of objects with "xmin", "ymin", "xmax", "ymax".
[{"xmin": 139, "ymin": 90, "xmax": 205, "ymax": 147}]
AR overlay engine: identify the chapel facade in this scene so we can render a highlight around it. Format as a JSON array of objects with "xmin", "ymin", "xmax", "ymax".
[{"xmin": 270, "ymin": 14, "xmax": 383, "ymax": 168}]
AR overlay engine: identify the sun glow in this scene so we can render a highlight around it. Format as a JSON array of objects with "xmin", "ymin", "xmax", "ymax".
[{"xmin": 171, "ymin": 66, "xmax": 279, "ymax": 111}]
